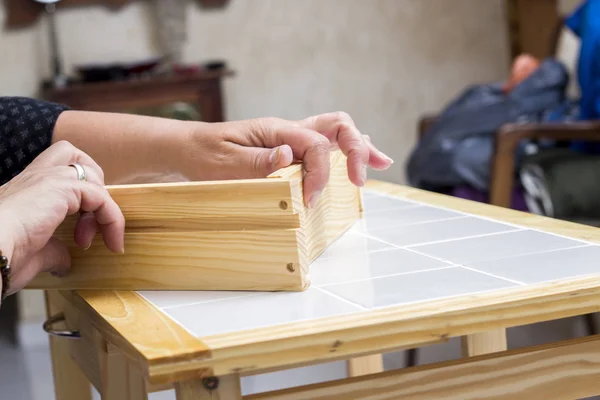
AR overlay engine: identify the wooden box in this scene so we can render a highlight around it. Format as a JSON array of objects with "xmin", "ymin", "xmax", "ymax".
[{"xmin": 27, "ymin": 151, "xmax": 362, "ymax": 292}]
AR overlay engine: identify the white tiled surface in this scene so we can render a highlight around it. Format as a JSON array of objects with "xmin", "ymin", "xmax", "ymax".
[{"xmin": 138, "ymin": 190, "xmax": 600, "ymax": 341}]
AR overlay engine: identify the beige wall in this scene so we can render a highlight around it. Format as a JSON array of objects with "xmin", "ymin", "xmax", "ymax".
[
  {"xmin": 0, "ymin": 0, "xmax": 510, "ymax": 321},
  {"xmin": 1, "ymin": 0, "xmax": 510, "ymax": 185}
]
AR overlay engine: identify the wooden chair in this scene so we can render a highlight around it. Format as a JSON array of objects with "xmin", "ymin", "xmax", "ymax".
[
  {"xmin": 407, "ymin": 16, "xmax": 599, "ymax": 367},
  {"xmin": 416, "ymin": 17, "xmax": 600, "ymax": 209}
]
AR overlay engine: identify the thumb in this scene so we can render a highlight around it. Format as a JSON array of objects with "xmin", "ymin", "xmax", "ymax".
[{"xmin": 247, "ymin": 145, "xmax": 294, "ymax": 177}]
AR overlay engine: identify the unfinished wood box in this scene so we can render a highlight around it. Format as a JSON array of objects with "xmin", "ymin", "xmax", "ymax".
[{"xmin": 28, "ymin": 151, "xmax": 362, "ymax": 292}]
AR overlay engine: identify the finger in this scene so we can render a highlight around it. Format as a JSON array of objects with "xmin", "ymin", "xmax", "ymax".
[
  {"xmin": 299, "ymin": 113, "xmax": 393, "ymax": 179},
  {"xmin": 74, "ymin": 212, "xmax": 98, "ymax": 250},
  {"xmin": 363, "ymin": 135, "xmax": 394, "ymax": 171},
  {"xmin": 54, "ymin": 165, "xmax": 104, "ymax": 186},
  {"xmin": 66, "ymin": 180, "xmax": 125, "ymax": 253},
  {"xmin": 258, "ymin": 127, "xmax": 331, "ymax": 208},
  {"xmin": 235, "ymin": 144, "xmax": 294, "ymax": 178},
  {"xmin": 298, "ymin": 112, "xmax": 368, "ymax": 186},
  {"xmin": 7, "ymin": 238, "xmax": 71, "ymax": 295},
  {"xmin": 29, "ymin": 140, "xmax": 106, "ymax": 184}
]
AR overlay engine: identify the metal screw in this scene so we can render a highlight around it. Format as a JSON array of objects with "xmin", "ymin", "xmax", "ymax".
[
  {"xmin": 202, "ymin": 377, "xmax": 219, "ymax": 391},
  {"xmin": 286, "ymin": 263, "xmax": 295, "ymax": 272},
  {"xmin": 279, "ymin": 201, "xmax": 288, "ymax": 210}
]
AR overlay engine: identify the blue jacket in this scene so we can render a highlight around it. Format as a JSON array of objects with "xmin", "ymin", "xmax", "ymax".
[
  {"xmin": 565, "ymin": 0, "xmax": 600, "ymax": 153},
  {"xmin": 566, "ymin": 0, "xmax": 600, "ymax": 120}
]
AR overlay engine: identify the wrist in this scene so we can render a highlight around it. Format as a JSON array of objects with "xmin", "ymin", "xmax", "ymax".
[
  {"xmin": 0, "ymin": 227, "xmax": 15, "ymax": 302},
  {"xmin": 176, "ymin": 120, "xmax": 220, "ymax": 181}
]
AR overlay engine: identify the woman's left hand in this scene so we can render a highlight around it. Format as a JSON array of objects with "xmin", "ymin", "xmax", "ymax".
[{"xmin": 181, "ymin": 112, "xmax": 393, "ymax": 207}]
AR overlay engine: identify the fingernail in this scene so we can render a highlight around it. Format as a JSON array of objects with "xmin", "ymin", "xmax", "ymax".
[
  {"xmin": 308, "ymin": 191, "xmax": 321, "ymax": 209},
  {"xmin": 360, "ymin": 165, "xmax": 367, "ymax": 186},
  {"xmin": 269, "ymin": 147, "xmax": 280, "ymax": 165}
]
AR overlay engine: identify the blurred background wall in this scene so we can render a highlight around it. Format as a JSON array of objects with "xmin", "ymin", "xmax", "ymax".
[{"xmin": 1, "ymin": 0, "xmax": 510, "ymax": 187}]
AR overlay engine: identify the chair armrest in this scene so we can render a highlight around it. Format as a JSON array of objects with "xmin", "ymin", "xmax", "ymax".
[
  {"xmin": 417, "ymin": 114, "xmax": 439, "ymax": 140},
  {"xmin": 490, "ymin": 122, "xmax": 600, "ymax": 208}
]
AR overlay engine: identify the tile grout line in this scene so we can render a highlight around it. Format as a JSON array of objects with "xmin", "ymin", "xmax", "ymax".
[
  {"xmin": 363, "ymin": 190, "xmax": 598, "ymax": 246},
  {"xmin": 363, "ymin": 204, "xmax": 422, "ymax": 214},
  {"xmin": 157, "ymin": 293, "xmax": 264, "ymax": 311},
  {"xmin": 356, "ymin": 215, "xmax": 469, "ymax": 232},
  {"xmin": 458, "ymin": 265, "xmax": 526, "ymax": 286},
  {"xmin": 313, "ymin": 286, "xmax": 369, "ymax": 311},
  {"xmin": 316, "ymin": 246, "xmax": 400, "ymax": 262},
  {"xmin": 404, "ymin": 229, "xmax": 524, "ymax": 248},
  {"xmin": 316, "ymin": 265, "xmax": 459, "ymax": 288},
  {"xmin": 405, "ymin": 244, "xmax": 592, "ymax": 272}
]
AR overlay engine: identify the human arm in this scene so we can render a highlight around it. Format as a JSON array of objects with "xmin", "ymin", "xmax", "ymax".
[
  {"xmin": 0, "ymin": 141, "xmax": 124, "ymax": 302},
  {"xmin": 52, "ymin": 110, "xmax": 393, "ymax": 207}
]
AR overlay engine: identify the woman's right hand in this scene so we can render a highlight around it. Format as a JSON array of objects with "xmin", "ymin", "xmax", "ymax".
[{"xmin": 0, "ymin": 141, "xmax": 125, "ymax": 296}]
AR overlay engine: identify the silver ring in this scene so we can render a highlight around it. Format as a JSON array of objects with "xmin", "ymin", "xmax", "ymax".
[{"xmin": 69, "ymin": 163, "xmax": 86, "ymax": 182}]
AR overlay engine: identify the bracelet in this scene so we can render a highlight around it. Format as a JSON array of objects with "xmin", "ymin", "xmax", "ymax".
[{"xmin": 0, "ymin": 250, "xmax": 11, "ymax": 304}]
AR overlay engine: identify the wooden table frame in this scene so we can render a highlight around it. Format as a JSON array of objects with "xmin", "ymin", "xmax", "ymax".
[{"xmin": 44, "ymin": 181, "xmax": 600, "ymax": 399}]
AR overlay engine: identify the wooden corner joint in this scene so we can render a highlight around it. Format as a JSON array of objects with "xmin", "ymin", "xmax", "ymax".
[{"xmin": 28, "ymin": 150, "xmax": 361, "ymax": 292}]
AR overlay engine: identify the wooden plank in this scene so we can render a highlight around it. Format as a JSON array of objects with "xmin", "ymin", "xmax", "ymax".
[
  {"xmin": 99, "ymin": 341, "xmax": 148, "ymax": 400},
  {"xmin": 30, "ymin": 229, "xmax": 305, "ymax": 291},
  {"xmin": 175, "ymin": 375, "xmax": 242, "ymax": 400},
  {"xmin": 295, "ymin": 150, "xmax": 362, "ymax": 277},
  {"xmin": 246, "ymin": 335, "xmax": 600, "ymax": 400},
  {"xmin": 45, "ymin": 291, "xmax": 93, "ymax": 400},
  {"xmin": 129, "ymin": 362, "xmax": 149, "ymax": 400},
  {"xmin": 53, "ymin": 178, "xmax": 299, "ymax": 235},
  {"xmin": 28, "ymin": 150, "xmax": 359, "ymax": 292},
  {"xmin": 461, "ymin": 329, "xmax": 507, "ymax": 357},
  {"xmin": 347, "ymin": 354, "xmax": 384, "ymax": 377}
]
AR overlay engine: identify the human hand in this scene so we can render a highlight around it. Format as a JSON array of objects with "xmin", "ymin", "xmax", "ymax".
[
  {"xmin": 0, "ymin": 141, "xmax": 125, "ymax": 296},
  {"xmin": 182, "ymin": 112, "xmax": 393, "ymax": 207}
]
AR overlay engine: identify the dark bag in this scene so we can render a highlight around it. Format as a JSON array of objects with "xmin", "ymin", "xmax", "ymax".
[{"xmin": 406, "ymin": 59, "xmax": 570, "ymax": 191}]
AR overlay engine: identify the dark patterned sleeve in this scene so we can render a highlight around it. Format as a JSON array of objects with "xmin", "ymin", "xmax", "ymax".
[{"xmin": 0, "ymin": 97, "xmax": 70, "ymax": 185}]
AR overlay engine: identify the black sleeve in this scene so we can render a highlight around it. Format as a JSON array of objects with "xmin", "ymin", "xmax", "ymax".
[{"xmin": 0, "ymin": 97, "xmax": 70, "ymax": 185}]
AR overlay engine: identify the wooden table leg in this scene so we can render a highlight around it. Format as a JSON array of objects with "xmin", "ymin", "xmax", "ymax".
[
  {"xmin": 175, "ymin": 375, "xmax": 242, "ymax": 400},
  {"xmin": 461, "ymin": 328, "xmax": 507, "ymax": 357},
  {"xmin": 45, "ymin": 291, "xmax": 92, "ymax": 400},
  {"xmin": 347, "ymin": 354, "xmax": 384, "ymax": 377},
  {"xmin": 99, "ymin": 341, "xmax": 147, "ymax": 400}
]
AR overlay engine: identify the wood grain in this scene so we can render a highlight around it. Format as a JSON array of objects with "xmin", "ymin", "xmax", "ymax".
[
  {"xmin": 54, "ymin": 178, "xmax": 299, "ymax": 235},
  {"xmin": 30, "ymin": 230, "xmax": 304, "ymax": 291},
  {"xmin": 175, "ymin": 375, "xmax": 242, "ymax": 400},
  {"xmin": 462, "ymin": 329, "xmax": 507, "ymax": 357},
  {"xmin": 296, "ymin": 150, "xmax": 362, "ymax": 267},
  {"xmin": 246, "ymin": 334, "xmax": 600, "ymax": 400},
  {"xmin": 99, "ymin": 341, "xmax": 148, "ymax": 400},
  {"xmin": 347, "ymin": 355, "xmax": 384, "ymax": 377}
]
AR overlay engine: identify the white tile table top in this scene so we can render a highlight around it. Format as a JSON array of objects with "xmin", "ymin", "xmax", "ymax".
[{"xmin": 138, "ymin": 190, "xmax": 600, "ymax": 339}]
